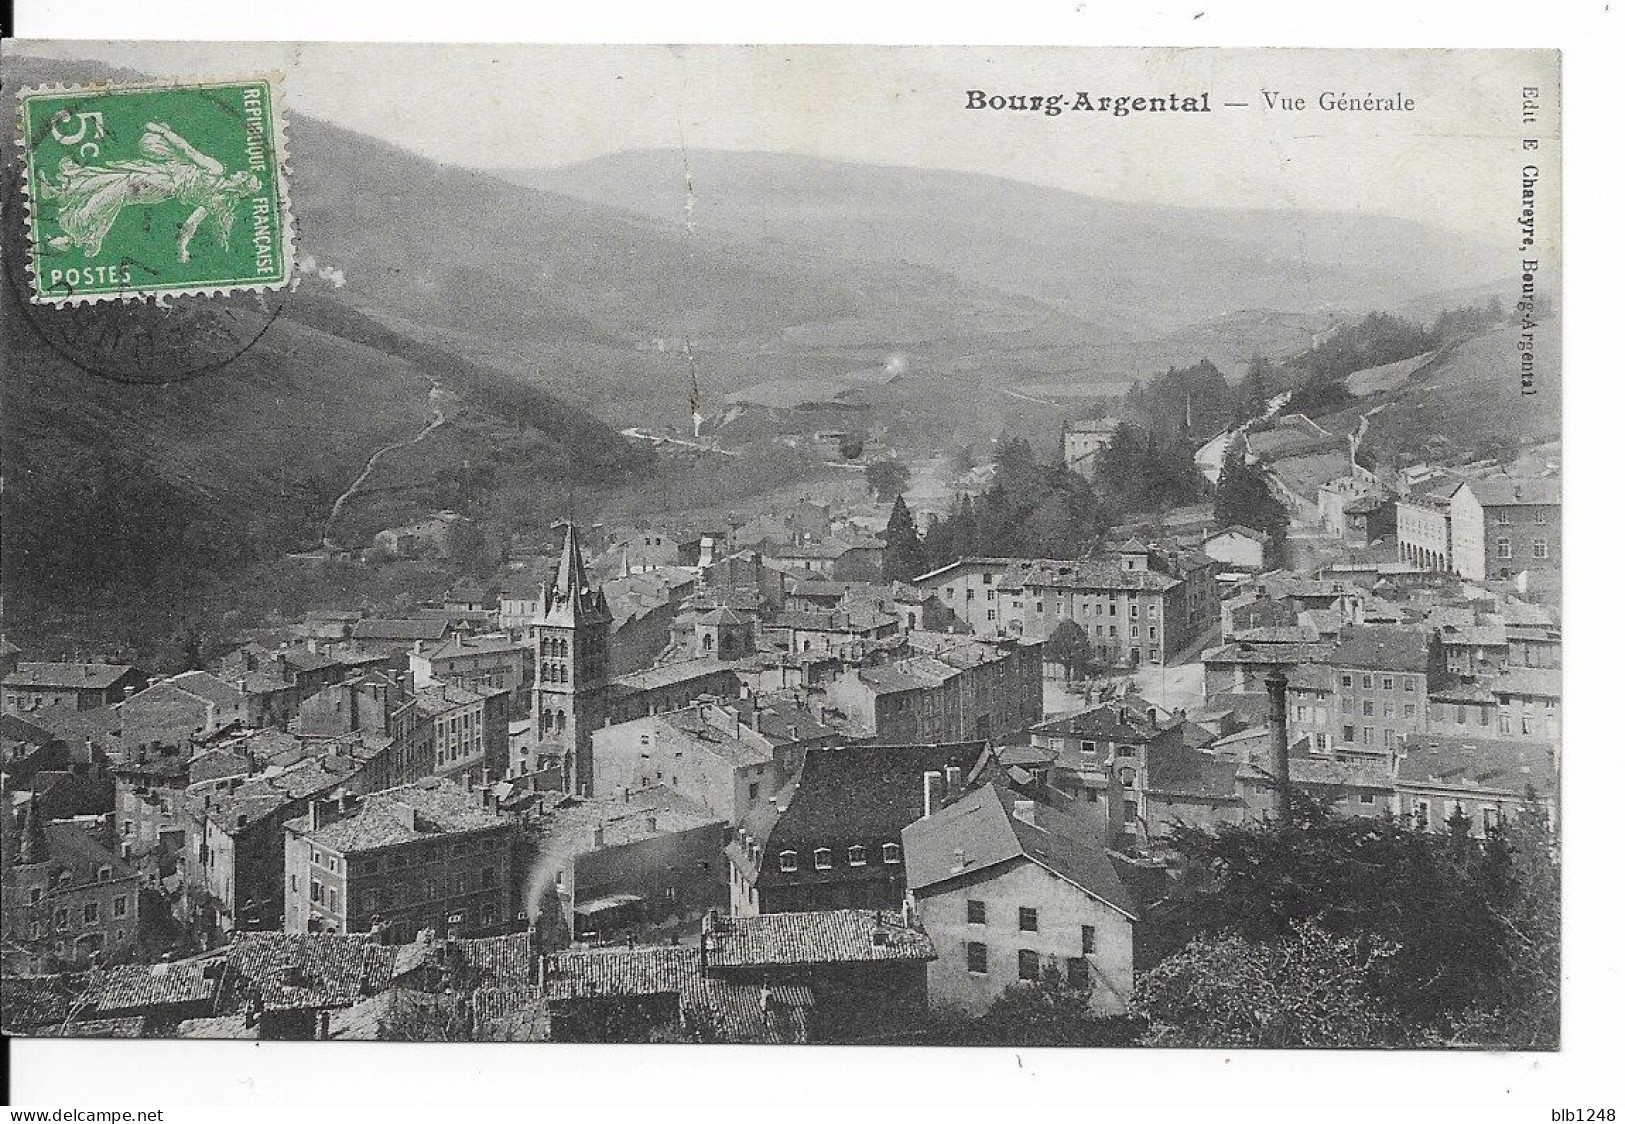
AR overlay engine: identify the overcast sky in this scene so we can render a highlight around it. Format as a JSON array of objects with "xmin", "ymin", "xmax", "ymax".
[{"xmin": 13, "ymin": 42, "xmax": 1557, "ymax": 244}]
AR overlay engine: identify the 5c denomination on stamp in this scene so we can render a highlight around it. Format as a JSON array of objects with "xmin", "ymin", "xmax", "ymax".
[{"xmin": 17, "ymin": 76, "xmax": 294, "ymax": 304}]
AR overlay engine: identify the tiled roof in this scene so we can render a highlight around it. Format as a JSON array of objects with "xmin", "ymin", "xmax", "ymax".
[
  {"xmin": 351, "ymin": 619, "xmax": 450, "ymax": 642},
  {"xmin": 610, "ymin": 657, "xmax": 735, "ymax": 695},
  {"xmin": 296, "ymin": 777, "xmax": 510, "ymax": 853},
  {"xmin": 326, "ymin": 988, "xmax": 454, "ymax": 1040},
  {"xmin": 197, "ymin": 754, "xmax": 359, "ymax": 834},
  {"xmin": 1146, "ymin": 745, "xmax": 1245, "ymax": 801},
  {"xmin": 542, "ymin": 785, "xmax": 723, "ymax": 853},
  {"xmin": 90, "ymin": 961, "xmax": 221, "ymax": 1015},
  {"xmin": 1397, "ymin": 735, "xmax": 1557, "ymax": 795},
  {"xmin": 4, "ymin": 662, "xmax": 138, "ymax": 689},
  {"xmin": 1030, "ymin": 701, "xmax": 1165, "ymax": 744},
  {"xmin": 226, "ymin": 933, "xmax": 397, "ymax": 1011},
  {"xmin": 470, "ymin": 985, "xmax": 550, "ymax": 1040},
  {"xmin": 1329, "ymin": 628, "xmax": 1432, "ymax": 674},
  {"xmin": 1491, "ymin": 667, "xmax": 1561, "ymax": 699},
  {"xmin": 1203, "ymin": 641, "xmax": 1331, "ymax": 666},
  {"xmin": 29, "ymin": 1016, "xmax": 147, "ymax": 1037},
  {"xmin": 1000, "ymin": 557, "xmax": 1180, "ymax": 594},
  {"xmin": 541, "ymin": 944, "xmax": 813, "ymax": 1044},
  {"xmin": 421, "ymin": 635, "xmax": 526, "ymax": 660},
  {"xmin": 176, "ymin": 1014, "xmax": 260, "ymax": 1039},
  {"xmin": 0, "ymin": 973, "xmax": 88, "ymax": 1031},
  {"xmin": 455, "ymin": 934, "xmax": 534, "ymax": 986},
  {"xmin": 902, "ymin": 784, "xmax": 1138, "ymax": 918},
  {"xmin": 1467, "ymin": 476, "xmax": 1561, "ymax": 507},
  {"xmin": 163, "ymin": 670, "xmax": 247, "ymax": 708},
  {"xmin": 627, "ymin": 708, "xmax": 777, "ymax": 770},
  {"xmin": 704, "ymin": 909, "xmax": 934, "ymax": 967}
]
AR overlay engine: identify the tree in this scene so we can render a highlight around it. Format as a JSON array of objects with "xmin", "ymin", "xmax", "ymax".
[
  {"xmin": 1213, "ymin": 444, "xmax": 1288, "ymax": 561},
  {"xmin": 865, "ymin": 459, "xmax": 910, "ymax": 502},
  {"xmin": 1232, "ymin": 355, "xmax": 1274, "ymax": 427},
  {"xmin": 1149, "ymin": 799, "xmax": 1560, "ymax": 1044},
  {"xmin": 1136, "ymin": 920, "xmax": 1400, "ymax": 1048},
  {"xmin": 882, "ymin": 496, "xmax": 928, "ymax": 582}
]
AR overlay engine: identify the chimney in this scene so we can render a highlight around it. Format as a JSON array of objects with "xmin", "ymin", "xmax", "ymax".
[
  {"xmin": 951, "ymin": 847, "xmax": 966, "ymax": 871},
  {"xmin": 1012, "ymin": 799, "xmax": 1037, "ymax": 826},
  {"xmin": 307, "ymin": 799, "xmax": 319, "ymax": 832},
  {"xmin": 592, "ymin": 823, "xmax": 605, "ymax": 848},
  {"xmin": 1265, "ymin": 668, "xmax": 1291, "ymax": 821},
  {"xmin": 123, "ymin": 685, "xmax": 136, "ymax": 701},
  {"xmin": 922, "ymin": 770, "xmax": 946, "ymax": 818},
  {"xmin": 307, "ymin": 638, "xmax": 319, "ymax": 654},
  {"xmin": 944, "ymin": 766, "xmax": 963, "ymax": 795}
]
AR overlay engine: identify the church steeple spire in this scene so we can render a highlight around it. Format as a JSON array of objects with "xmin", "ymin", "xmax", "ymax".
[{"xmin": 543, "ymin": 521, "xmax": 610, "ymax": 628}]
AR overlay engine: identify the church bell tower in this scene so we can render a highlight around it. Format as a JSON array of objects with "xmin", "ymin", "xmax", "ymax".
[{"xmin": 531, "ymin": 522, "xmax": 614, "ymax": 796}]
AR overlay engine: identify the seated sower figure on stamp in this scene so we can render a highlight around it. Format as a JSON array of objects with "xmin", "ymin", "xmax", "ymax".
[{"xmin": 39, "ymin": 120, "xmax": 262, "ymax": 263}]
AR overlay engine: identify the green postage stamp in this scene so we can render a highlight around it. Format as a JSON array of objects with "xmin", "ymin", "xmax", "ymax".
[{"xmin": 17, "ymin": 77, "xmax": 294, "ymax": 304}]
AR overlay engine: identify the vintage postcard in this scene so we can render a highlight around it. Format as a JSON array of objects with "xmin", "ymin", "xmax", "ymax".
[{"xmin": 0, "ymin": 43, "xmax": 1559, "ymax": 1051}]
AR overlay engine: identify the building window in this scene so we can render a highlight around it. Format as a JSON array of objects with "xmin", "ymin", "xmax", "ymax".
[
  {"xmin": 1532, "ymin": 538, "xmax": 1548, "ymax": 560},
  {"xmin": 1382, "ymin": 677, "xmax": 1394, "ymax": 691},
  {"xmin": 1081, "ymin": 925, "xmax": 1097, "ymax": 954},
  {"xmin": 1362, "ymin": 674, "xmax": 1373, "ymax": 689},
  {"xmin": 1067, "ymin": 957, "xmax": 1090, "ymax": 990},
  {"xmin": 54, "ymin": 908, "xmax": 69, "ymax": 931},
  {"xmin": 1414, "ymin": 800, "xmax": 1431, "ymax": 831},
  {"xmin": 748, "ymin": 782, "xmax": 760, "ymax": 801},
  {"xmin": 881, "ymin": 843, "xmax": 902, "ymax": 864},
  {"xmin": 848, "ymin": 845, "xmax": 867, "ymax": 867},
  {"xmin": 777, "ymin": 851, "xmax": 799, "ymax": 875},
  {"xmin": 813, "ymin": 848, "xmax": 832, "ymax": 870},
  {"xmin": 967, "ymin": 941, "xmax": 988, "ymax": 974},
  {"xmin": 111, "ymin": 895, "xmax": 127, "ymax": 919},
  {"xmin": 1017, "ymin": 949, "xmax": 1040, "ymax": 981},
  {"xmin": 1340, "ymin": 674, "xmax": 1353, "ymax": 688},
  {"xmin": 1018, "ymin": 906, "xmax": 1038, "ymax": 932},
  {"xmin": 83, "ymin": 902, "xmax": 100, "ymax": 924},
  {"xmin": 1496, "ymin": 538, "xmax": 1513, "ymax": 559},
  {"xmin": 1342, "ymin": 724, "xmax": 1356, "ymax": 742},
  {"xmin": 1362, "ymin": 701, "xmax": 1374, "ymax": 717},
  {"xmin": 987, "ymin": 610, "xmax": 996, "ymax": 622},
  {"xmin": 967, "ymin": 899, "xmax": 986, "ymax": 925}
]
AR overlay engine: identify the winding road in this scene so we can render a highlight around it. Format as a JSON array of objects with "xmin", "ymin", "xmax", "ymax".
[{"xmin": 320, "ymin": 374, "xmax": 448, "ymax": 549}]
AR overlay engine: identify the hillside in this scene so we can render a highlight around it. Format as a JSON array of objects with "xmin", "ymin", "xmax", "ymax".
[
  {"xmin": 1317, "ymin": 322, "xmax": 1560, "ymax": 467},
  {"xmin": 497, "ymin": 149, "xmax": 1508, "ymax": 339}
]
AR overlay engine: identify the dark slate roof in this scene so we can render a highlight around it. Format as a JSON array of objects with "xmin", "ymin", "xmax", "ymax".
[
  {"xmin": 226, "ymin": 933, "xmax": 397, "ymax": 1011},
  {"xmin": 751, "ymin": 741, "xmax": 989, "ymax": 887},
  {"xmin": 902, "ymin": 783, "xmax": 1138, "ymax": 918},
  {"xmin": 703, "ymin": 909, "xmax": 935, "ymax": 967}
]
